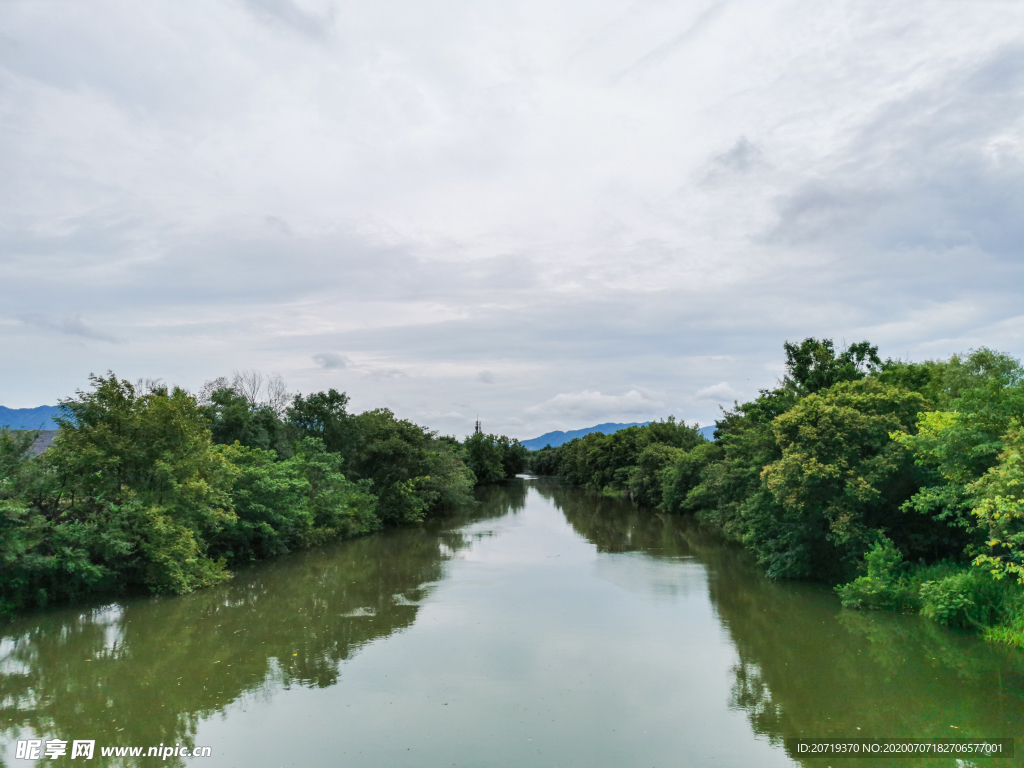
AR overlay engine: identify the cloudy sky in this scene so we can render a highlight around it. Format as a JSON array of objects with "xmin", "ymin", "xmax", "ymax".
[{"xmin": 2, "ymin": 0, "xmax": 1023, "ymax": 439}]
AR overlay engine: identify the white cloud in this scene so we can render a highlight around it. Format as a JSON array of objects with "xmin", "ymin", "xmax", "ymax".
[
  {"xmin": 695, "ymin": 382, "xmax": 738, "ymax": 401},
  {"xmin": 526, "ymin": 389, "xmax": 664, "ymax": 421},
  {"xmin": 0, "ymin": 0, "xmax": 1022, "ymax": 437},
  {"xmin": 313, "ymin": 352, "xmax": 350, "ymax": 369},
  {"xmin": 365, "ymin": 367, "xmax": 407, "ymax": 380}
]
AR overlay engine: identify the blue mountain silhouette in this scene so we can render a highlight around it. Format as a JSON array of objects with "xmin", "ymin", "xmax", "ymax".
[
  {"xmin": 522, "ymin": 422, "xmax": 650, "ymax": 450},
  {"xmin": 0, "ymin": 405, "xmax": 61, "ymax": 430},
  {"xmin": 523, "ymin": 421, "xmax": 715, "ymax": 450}
]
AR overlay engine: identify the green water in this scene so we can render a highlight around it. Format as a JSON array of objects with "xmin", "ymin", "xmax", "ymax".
[{"xmin": 2, "ymin": 479, "xmax": 1022, "ymax": 767}]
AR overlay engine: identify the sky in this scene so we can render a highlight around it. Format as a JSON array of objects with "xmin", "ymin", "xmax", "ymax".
[{"xmin": 2, "ymin": 0, "xmax": 1023, "ymax": 440}]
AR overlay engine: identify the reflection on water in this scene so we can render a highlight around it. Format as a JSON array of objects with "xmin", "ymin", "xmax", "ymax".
[
  {"xmin": 0, "ymin": 488, "xmax": 524, "ymax": 767},
  {"xmin": 543, "ymin": 480, "xmax": 1024, "ymax": 767},
  {"xmin": 2, "ymin": 478, "xmax": 1022, "ymax": 768}
]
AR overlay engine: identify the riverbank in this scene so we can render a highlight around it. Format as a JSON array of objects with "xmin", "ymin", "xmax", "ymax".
[
  {"xmin": 0, "ymin": 373, "xmax": 525, "ymax": 617},
  {"xmin": 528, "ymin": 340, "xmax": 1024, "ymax": 649}
]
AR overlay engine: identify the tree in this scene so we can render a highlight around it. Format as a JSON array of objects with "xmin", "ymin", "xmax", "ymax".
[
  {"xmin": 551, "ymin": 418, "xmax": 704, "ymax": 493},
  {"xmin": 753, "ymin": 380, "xmax": 927, "ymax": 579},
  {"xmin": 659, "ymin": 441, "xmax": 724, "ymax": 514},
  {"xmin": 969, "ymin": 423, "xmax": 1024, "ymax": 585},
  {"xmin": 678, "ymin": 389, "xmax": 795, "ymax": 539},
  {"xmin": 212, "ymin": 443, "xmax": 312, "ymax": 560},
  {"xmin": 348, "ymin": 408, "xmax": 475, "ymax": 524},
  {"xmin": 893, "ymin": 349, "xmax": 1024, "ymax": 533},
  {"xmin": 497, "ymin": 436, "xmax": 528, "ymax": 477},
  {"xmin": 287, "ymin": 389, "xmax": 360, "ymax": 467},
  {"xmin": 230, "ymin": 370, "xmax": 291, "ymax": 416},
  {"xmin": 627, "ymin": 443, "xmax": 685, "ymax": 508},
  {"xmin": 0, "ymin": 374, "xmax": 240, "ymax": 607},
  {"xmin": 0, "ymin": 376, "xmax": 480, "ymax": 616},
  {"xmin": 462, "ymin": 432, "xmax": 506, "ymax": 484},
  {"xmin": 782, "ymin": 338, "xmax": 883, "ymax": 395},
  {"xmin": 528, "ymin": 446, "xmax": 561, "ymax": 476},
  {"xmin": 203, "ymin": 386, "xmax": 290, "ymax": 455},
  {"xmin": 46, "ymin": 375, "xmax": 237, "ymax": 536}
]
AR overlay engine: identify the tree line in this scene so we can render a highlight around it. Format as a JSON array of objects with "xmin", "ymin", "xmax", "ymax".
[
  {"xmin": 0, "ymin": 372, "xmax": 526, "ymax": 615},
  {"xmin": 528, "ymin": 339, "xmax": 1024, "ymax": 648}
]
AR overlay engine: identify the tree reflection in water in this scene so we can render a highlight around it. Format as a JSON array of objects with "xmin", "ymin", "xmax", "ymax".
[
  {"xmin": 4, "ymin": 478, "xmax": 1021, "ymax": 768},
  {"xmin": 541, "ymin": 478, "xmax": 1024, "ymax": 768},
  {"xmin": 0, "ymin": 489, "xmax": 524, "ymax": 767}
]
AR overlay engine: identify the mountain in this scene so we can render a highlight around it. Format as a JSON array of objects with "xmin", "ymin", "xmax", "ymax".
[
  {"xmin": 523, "ymin": 421, "xmax": 718, "ymax": 450},
  {"xmin": 0, "ymin": 405, "xmax": 61, "ymax": 430},
  {"xmin": 3, "ymin": 407, "xmax": 719, "ymax": 444},
  {"xmin": 522, "ymin": 422, "xmax": 650, "ymax": 451}
]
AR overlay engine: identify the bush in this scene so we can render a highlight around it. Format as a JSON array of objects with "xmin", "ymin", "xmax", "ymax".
[
  {"xmin": 839, "ymin": 549, "xmax": 1024, "ymax": 637},
  {"xmin": 918, "ymin": 569, "xmax": 1010, "ymax": 629},
  {"xmin": 836, "ymin": 538, "xmax": 919, "ymax": 611}
]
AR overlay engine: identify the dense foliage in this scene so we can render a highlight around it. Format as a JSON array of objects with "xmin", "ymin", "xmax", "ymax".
[
  {"xmin": 0, "ymin": 373, "xmax": 524, "ymax": 615},
  {"xmin": 528, "ymin": 339, "xmax": 1024, "ymax": 647}
]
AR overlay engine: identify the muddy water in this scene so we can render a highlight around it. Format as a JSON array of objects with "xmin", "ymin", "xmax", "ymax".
[{"xmin": 2, "ymin": 479, "xmax": 1022, "ymax": 767}]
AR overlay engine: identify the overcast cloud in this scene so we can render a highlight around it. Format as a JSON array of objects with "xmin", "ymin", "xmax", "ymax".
[{"xmin": 2, "ymin": 0, "xmax": 1023, "ymax": 439}]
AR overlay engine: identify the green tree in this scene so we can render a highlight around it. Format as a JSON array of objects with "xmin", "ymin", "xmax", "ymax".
[
  {"xmin": 0, "ymin": 429, "xmax": 49, "ymax": 614},
  {"xmin": 462, "ymin": 432, "xmax": 506, "ymax": 484},
  {"xmin": 496, "ymin": 435, "xmax": 528, "ymax": 477},
  {"xmin": 685, "ymin": 388, "xmax": 795, "ymax": 541},
  {"xmin": 969, "ymin": 423, "xmax": 1024, "ymax": 585},
  {"xmin": 418, "ymin": 440, "xmax": 477, "ymax": 510},
  {"xmin": 0, "ymin": 375, "xmax": 239, "ymax": 611},
  {"xmin": 893, "ymin": 349, "xmax": 1024, "ymax": 532},
  {"xmin": 659, "ymin": 441, "xmax": 724, "ymax": 514},
  {"xmin": 554, "ymin": 418, "xmax": 703, "ymax": 493},
  {"xmin": 0, "ymin": 377, "xmax": 478, "ymax": 616},
  {"xmin": 753, "ymin": 381, "xmax": 927, "ymax": 579},
  {"xmin": 203, "ymin": 386, "xmax": 290, "ymax": 456},
  {"xmin": 527, "ymin": 446, "xmax": 561, "ymax": 476},
  {"xmin": 293, "ymin": 437, "xmax": 379, "ymax": 541},
  {"xmin": 782, "ymin": 338, "xmax": 883, "ymax": 395},
  {"xmin": 626, "ymin": 443, "xmax": 685, "ymax": 507},
  {"xmin": 46, "ymin": 375, "xmax": 237, "ymax": 539},
  {"xmin": 212, "ymin": 443, "xmax": 312, "ymax": 560},
  {"xmin": 350, "ymin": 409, "xmax": 473, "ymax": 524},
  {"xmin": 287, "ymin": 389, "xmax": 360, "ymax": 467}
]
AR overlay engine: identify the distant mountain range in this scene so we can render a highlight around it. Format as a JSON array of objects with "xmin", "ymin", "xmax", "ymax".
[
  {"xmin": 521, "ymin": 422, "xmax": 649, "ymax": 450},
  {"xmin": 0, "ymin": 405, "xmax": 61, "ymax": 430},
  {"xmin": 2, "ymin": 406, "xmax": 718, "ymax": 446},
  {"xmin": 521, "ymin": 422, "xmax": 717, "ymax": 450}
]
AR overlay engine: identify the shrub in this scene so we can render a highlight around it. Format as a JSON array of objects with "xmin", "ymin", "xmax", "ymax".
[
  {"xmin": 918, "ymin": 569, "xmax": 1010, "ymax": 629},
  {"xmin": 983, "ymin": 603, "xmax": 1024, "ymax": 649},
  {"xmin": 837, "ymin": 537, "xmax": 919, "ymax": 611}
]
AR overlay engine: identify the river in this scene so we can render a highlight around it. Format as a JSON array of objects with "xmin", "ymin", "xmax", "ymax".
[{"xmin": 2, "ymin": 478, "xmax": 1022, "ymax": 767}]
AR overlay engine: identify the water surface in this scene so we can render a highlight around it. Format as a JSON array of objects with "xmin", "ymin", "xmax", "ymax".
[{"xmin": 2, "ymin": 479, "xmax": 1022, "ymax": 767}]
